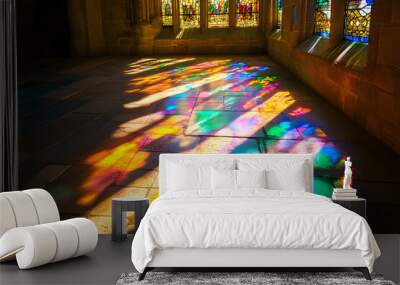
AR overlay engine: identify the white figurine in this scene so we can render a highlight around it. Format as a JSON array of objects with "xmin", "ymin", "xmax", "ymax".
[{"xmin": 343, "ymin": 156, "xmax": 353, "ymax": 189}]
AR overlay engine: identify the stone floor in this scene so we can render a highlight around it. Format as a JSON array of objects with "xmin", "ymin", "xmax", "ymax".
[{"xmin": 18, "ymin": 56, "xmax": 400, "ymax": 234}]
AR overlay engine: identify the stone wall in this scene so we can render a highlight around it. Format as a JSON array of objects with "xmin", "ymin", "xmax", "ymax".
[
  {"xmin": 67, "ymin": 0, "xmax": 266, "ymax": 56},
  {"xmin": 17, "ymin": 0, "xmax": 71, "ymax": 60},
  {"xmin": 266, "ymin": 0, "xmax": 400, "ymax": 154}
]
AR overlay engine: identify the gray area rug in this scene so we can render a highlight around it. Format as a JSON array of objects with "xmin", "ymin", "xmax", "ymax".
[{"xmin": 117, "ymin": 272, "xmax": 396, "ymax": 285}]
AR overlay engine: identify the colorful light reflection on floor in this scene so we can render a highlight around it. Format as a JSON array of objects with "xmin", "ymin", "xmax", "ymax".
[{"xmin": 67, "ymin": 57, "xmax": 349, "ymax": 232}]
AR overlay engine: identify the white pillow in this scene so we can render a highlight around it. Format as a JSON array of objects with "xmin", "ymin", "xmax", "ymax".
[
  {"xmin": 168, "ymin": 163, "xmax": 211, "ymax": 191},
  {"xmin": 211, "ymin": 169, "xmax": 268, "ymax": 190},
  {"xmin": 211, "ymin": 168, "xmax": 236, "ymax": 190},
  {"xmin": 237, "ymin": 158, "xmax": 308, "ymax": 191},
  {"xmin": 167, "ymin": 159, "xmax": 236, "ymax": 192},
  {"xmin": 236, "ymin": 169, "xmax": 267, "ymax": 189},
  {"xmin": 266, "ymin": 168, "xmax": 306, "ymax": 191}
]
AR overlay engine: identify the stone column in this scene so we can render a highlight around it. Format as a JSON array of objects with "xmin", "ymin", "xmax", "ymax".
[
  {"xmin": 85, "ymin": 0, "xmax": 106, "ymax": 55},
  {"xmin": 68, "ymin": 0, "xmax": 106, "ymax": 56},
  {"xmin": 173, "ymin": 0, "xmax": 180, "ymax": 33},
  {"xmin": 303, "ymin": 0, "xmax": 314, "ymax": 39},
  {"xmin": 264, "ymin": 0, "xmax": 274, "ymax": 34},
  {"xmin": 133, "ymin": 0, "xmax": 162, "ymax": 55},
  {"xmin": 201, "ymin": 0, "xmax": 208, "ymax": 31},
  {"xmin": 330, "ymin": 0, "xmax": 346, "ymax": 49},
  {"xmin": 229, "ymin": 0, "xmax": 236, "ymax": 28},
  {"xmin": 259, "ymin": 0, "xmax": 266, "ymax": 32},
  {"xmin": 365, "ymin": 0, "xmax": 389, "ymax": 73}
]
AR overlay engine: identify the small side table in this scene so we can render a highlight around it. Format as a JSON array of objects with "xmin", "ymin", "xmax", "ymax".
[
  {"xmin": 112, "ymin": 198, "xmax": 149, "ymax": 242},
  {"xmin": 332, "ymin": 198, "xmax": 366, "ymax": 219}
]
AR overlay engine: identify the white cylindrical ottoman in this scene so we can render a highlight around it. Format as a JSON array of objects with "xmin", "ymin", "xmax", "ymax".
[{"xmin": 0, "ymin": 218, "xmax": 98, "ymax": 269}]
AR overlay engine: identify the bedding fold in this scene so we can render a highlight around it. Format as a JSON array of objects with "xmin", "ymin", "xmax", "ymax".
[{"xmin": 131, "ymin": 190, "xmax": 380, "ymax": 273}]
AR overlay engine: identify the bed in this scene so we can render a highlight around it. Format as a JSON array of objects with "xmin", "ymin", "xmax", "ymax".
[{"xmin": 131, "ymin": 154, "xmax": 380, "ymax": 280}]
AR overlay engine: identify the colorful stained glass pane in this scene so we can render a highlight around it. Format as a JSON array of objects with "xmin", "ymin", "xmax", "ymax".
[
  {"xmin": 236, "ymin": 0, "xmax": 259, "ymax": 27},
  {"xmin": 162, "ymin": 0, "xmax": 173, "ymax": 26},
  {"xmin": 276, "ymin": 0, "xmax": 282, "ymax": 29},
  {"xmin": 180, "ymin": 0, "xmax": 200, "ymax": 28},
  {"xmin": 208, "ymin": 0, "xmax": 229, "ymax": 28},
  {"xmin": 344, "ymin": 0, "xmax": 373, "ymax": 43},
  {"xmin": 314, "ymin": 0, "xmax": 331, "ymax": 38}
]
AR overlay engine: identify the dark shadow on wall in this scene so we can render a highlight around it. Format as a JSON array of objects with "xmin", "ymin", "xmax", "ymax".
[{"xmin": 16, "ymin": 0, "xmax": 71, "ymax": 65}]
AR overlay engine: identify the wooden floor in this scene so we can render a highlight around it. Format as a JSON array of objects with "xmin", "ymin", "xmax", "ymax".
[{"xmin": 0, "ymin": 235, "xmax": 399, "ymax": 285}]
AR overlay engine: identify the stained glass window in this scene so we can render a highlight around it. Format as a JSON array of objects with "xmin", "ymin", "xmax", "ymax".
[
  {"xmin": 276, "ymin": 0, "xmax": 282, "ymax": 29},
  {"xmin": 314, "ymin": 0, "xmax": 331, "ymax": 37},
  {"xmin": 344, "ymin": 0, "xmax": 374, "ymax": 43},
  {"xmin": 161, "ymin": 0, "xmax": 173, "ymax": 26},
  {"xmin": 236, "ymin": 0, "xmax": 259, "ymax": 27},
  {"xmin": 180, "ymin": 0, "xmax": 201, "ymax": 29},
  {"xmin": 208, "ymin": 0, "xmax": 229, "ymax": 28}
]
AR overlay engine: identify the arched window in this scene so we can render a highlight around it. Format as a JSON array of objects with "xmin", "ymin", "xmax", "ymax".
[
  {"xmin": 344, "ymin": 0, "xmax": 373, "ymax": 43},
  {"xmin": 314, "ymin": 0, "xmax": 331, "ymax": 38},
  {"xmin": 276, "ymin": 0, "xmax": 282, "ymax": 29},
  {"xmin": 208, "ymin": 0, "xmax": 229, "ymax": 28},
  {"xmin": 180, "ymin": 0, "xmax": 201, "ymax": 29},
  {"xmin": 236, "ymin": 0, "xmax": 259, "ymax": 27},
  {"xmin": 161, "ymin": 0, "xmax": 173, "ymax": 26}
]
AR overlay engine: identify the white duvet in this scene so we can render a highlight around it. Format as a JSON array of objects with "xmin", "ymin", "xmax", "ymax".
[{"xmin": 131, "ymin": 190, "xmax": 380, "ymax": 273}]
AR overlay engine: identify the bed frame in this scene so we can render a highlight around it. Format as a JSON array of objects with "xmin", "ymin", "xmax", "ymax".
[
  {"xmin": 138, "ymin": 154, "xmax": 372, "ymax": 281},
  {"xmin": 140, "ymin": 248, "xmax": 370, "ymax": 280}
]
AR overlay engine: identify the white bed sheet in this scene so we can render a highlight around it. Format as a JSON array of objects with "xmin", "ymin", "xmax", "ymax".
[{"xmin": 131, "ymin": 190, "xmax": 380, "ymax": 273}]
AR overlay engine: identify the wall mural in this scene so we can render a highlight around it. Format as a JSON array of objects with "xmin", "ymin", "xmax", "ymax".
[
  {"xmin": 66, "ymin": 57, "xmax": 348, "ymax": 232},
  {"xmin": 314, "ymin": 0, "xmax": 331, "ymax": 38},
  {"xmin": 344, "ymin": 0, "xmax": 373, "ymax": 43},
  {"xmin": 208, "ymin": 0, "xmax": 229, "ymax": 28}
]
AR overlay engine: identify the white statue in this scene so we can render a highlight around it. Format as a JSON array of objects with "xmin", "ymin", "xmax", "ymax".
[{"xmin": 343, "ymin": 156, "xmax": 353, "ymax": 189}]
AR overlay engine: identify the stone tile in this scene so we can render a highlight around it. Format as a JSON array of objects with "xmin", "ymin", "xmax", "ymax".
[
  {"xmin": 115, "ymin": 169, "xmax": 158, "ymax": 188},
  {"xmin": 26, "ymin": 164, "xmax": 71, "ymax": 188},
  {"xmin": 155, "ymin": 97, "xmax": 196, "ymax": 115},
  {"xmin": 88, "ymin": 186, "xmax": 149, "ymax": 216},
  {"xmin": 223, "ymin": 96, "xmax": 260, "ymax": 111},
  {"xmin": 186, "ymin": 110, "xmax": 266, "ymax": 137},
  {"xmin": 152, "ymin": 173, "xmax": 159, "ymax": 188},
  {"xmin": 286, "ymin": 102, "xmax": 373, "ymax": 142},
  {"xmin": 34, "ymin": 123, "xmax": 128, "ymax": 165},
  {"xmin": 147, "ymin": 188, "xmax": 160, "ymax": 203},
  {"xmin": 195, "ymin": 137, "xmax": 260, "ymax": 153},
  {"xmin": 114, "ymin": 123, "xmax": 149, "ymax": 134},
  {"xmin": 87, "ymin": 215, "xmax": 112, "ymax": 234},
  {"xmin": 45, "ymin": 165, "xmax": 112, "ymax": 214},
  {"xmin": 257, "ymin": 91, "xmax": 296, "ymax": 114},
  {"xmin": 142, "ymin": 134, "xmax": 200, "ymax": 153},
  {"xmin": 45, "ymin": 76, "xmax": 107, "ymax": 101},
  {"xmin": 194, "ymin": 101, "xmax": 225, "ymax": 111},
  {"xmin": 197, "ymin": 95, "xmax": 224, "ymax": 102},
  {"xmin": 46, "ymin": 159, "xmax": 140, "ymax": 214},
  {"xmin": 263, "ymin": 115, "xmax": 301, "ymax": 139},
  {"xmin": 72, "ymin": 99, "xmax": 125, "ymax": 114},
  {"xmin": 313, "ymin": 176, "xmax": 340, "ymax": 198},
  {"xmin": 145, "ymin": 115, "xmax": 190, "ymax": 135},
  {"xmin": 20, "ymin": 112, "xmax": 102, "ymax": 154},
  {"xmin": 265, "ymin": 138, "xmax": 345, "ymax": 177},
  {"xmin": 108, "ymin": 104, "xmax": 160, "ymax": 125},
  {"xmin": 123, "ymin": 151, "xmax": 160, "ymax": 171}
]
